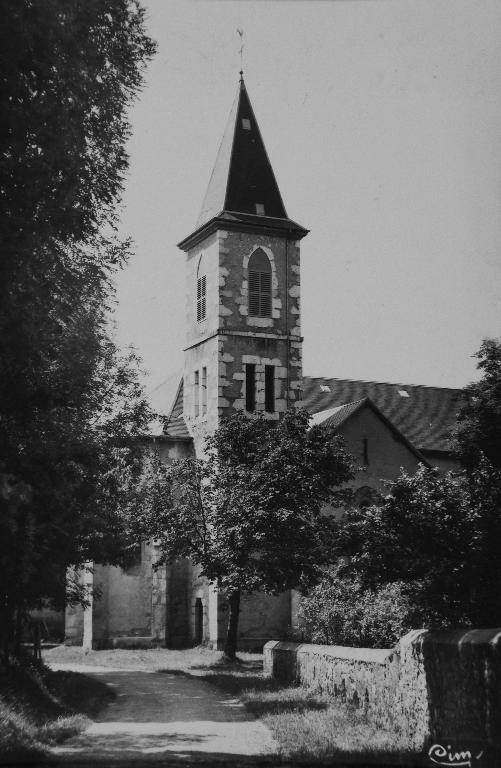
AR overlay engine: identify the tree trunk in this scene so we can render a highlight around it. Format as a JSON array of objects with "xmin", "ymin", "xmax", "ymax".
[
  {"xmin": 14, "ymin": 604, "xmax": 23, "ymax": 658},
  {"xmin": 223, "ymin": 590, "xmax": 241, "ymax": 660},
  {"xmin": 1, "ymin": 602, "xmax": 15, "ymax": 663}
]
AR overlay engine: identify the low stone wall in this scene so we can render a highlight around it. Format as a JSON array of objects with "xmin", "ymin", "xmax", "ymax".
[{"xmin": 264, "ymin": 629, "xmax": 501, "ymax": 752}]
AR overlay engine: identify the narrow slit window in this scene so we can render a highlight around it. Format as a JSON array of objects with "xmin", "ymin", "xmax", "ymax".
[
  {"xmin": 201, "ymin": 366, "xmax": 207, "ymax": 416},
  {"xmin": 245, "ymin": 364, "xmax": 256, "ymax": 412},
  {"xmin": 265, "ymin": 365, "xmax": 275, "ymax": 413},
  {"xmin": 248, "ymin": 248, "xmax": 272, "ymax": 317},
  {"xmin": 242, "ymin": 118, "xmax": 251, "ymax": 130},
  {"xmin": 194, "ymin": 370, "xmax": 199, "ymax": 418}
]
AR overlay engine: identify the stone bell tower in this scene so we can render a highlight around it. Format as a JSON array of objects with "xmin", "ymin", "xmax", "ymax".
[{"xmin": 178, "ymin": 74, "xmax": 309, "ymax": 457}]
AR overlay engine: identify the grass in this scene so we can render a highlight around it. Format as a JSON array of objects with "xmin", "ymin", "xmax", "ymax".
[
  {"xmin": 0, "ymin": 658, "xmax": 114, "ymax": 762},
  {"xmin": 43, "ymin": 643, "xmax": 261, "ymax": 672},
  {"xmin": 187, "ymin": 662, "xmax": 418, "ymax": 764}
]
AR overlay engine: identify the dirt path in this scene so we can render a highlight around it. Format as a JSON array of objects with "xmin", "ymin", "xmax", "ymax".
[{"xmin": 48, "ymin": 666, "xmax": 278, "ymax": 763}]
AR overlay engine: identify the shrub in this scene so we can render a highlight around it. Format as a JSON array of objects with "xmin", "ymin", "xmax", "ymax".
[
  {"xmin": 337, "ymin": 461, "xmax": 501, "ymax": 627},
  {"xmin": 297, "ymin": 566, "xmax": 414, "ymax": 649}
]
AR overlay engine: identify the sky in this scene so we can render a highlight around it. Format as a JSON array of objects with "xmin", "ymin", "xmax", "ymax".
[{"xmin": 115, "ymin": 0, "xmax": 501, "ymax": 416}]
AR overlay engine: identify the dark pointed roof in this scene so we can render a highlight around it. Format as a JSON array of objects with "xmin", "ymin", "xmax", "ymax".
[
  {"xmin": 179, "ymin": 77, "xmax": 308, "ymax": 251},
  {"xmin": 197, "ymin": 77, "xmax": 287, "ymax": 226}
]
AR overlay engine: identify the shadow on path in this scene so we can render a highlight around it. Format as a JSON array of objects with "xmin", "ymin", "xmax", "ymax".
[{"xmin": 45, "ymin": 669, "xmax": 277, "ymax": 763}]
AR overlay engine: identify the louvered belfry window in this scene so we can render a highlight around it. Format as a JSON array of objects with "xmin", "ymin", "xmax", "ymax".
[
  {"xmin": 248, "ymin": 248, "xmax": 272, "ymax": 317},
  {"xmin": 197, "ymin": 274, "xmax": 206, "ymax": 322}
]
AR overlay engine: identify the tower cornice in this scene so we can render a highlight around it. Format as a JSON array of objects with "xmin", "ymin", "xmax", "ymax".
[
  {"xmin": 178, "ymin": 210, "xmax": 308, "ymax": 252},
  {"xmin": 183, "ymin": 328, "xmax": 304, "ymax": 353}
]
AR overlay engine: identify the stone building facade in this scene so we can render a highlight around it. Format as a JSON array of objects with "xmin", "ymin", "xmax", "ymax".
[{"xmin": 65, "ymin": 76, "xmax": 463, "ymax": 651}]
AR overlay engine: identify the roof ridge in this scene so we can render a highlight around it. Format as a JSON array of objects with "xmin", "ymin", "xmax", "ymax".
[
  {"xmin": 304, "ymin": 375, "xmax": 463, "ymax": 393},
  {"xmin": 314, "ymin": 397, "xmax": 367, "ymax": 415}
]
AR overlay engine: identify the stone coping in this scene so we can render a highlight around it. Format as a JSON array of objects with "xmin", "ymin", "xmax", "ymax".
[
  {"xmin": 264, "ymin": 640, "xmax": 393, "ymax": 665},
  {"xmin": 422, "ymin": 628, "xmax": 501, "ymax": 647}
]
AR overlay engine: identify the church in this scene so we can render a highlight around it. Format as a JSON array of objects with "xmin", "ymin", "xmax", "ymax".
[{"xmin": 65, "ymin": 75, "xmax": 463, "ymax": 651}]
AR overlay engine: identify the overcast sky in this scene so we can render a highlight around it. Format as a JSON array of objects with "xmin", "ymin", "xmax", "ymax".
[{"xmin": 115, "ymin": 0, "xmax": 501, "ymax": 416}]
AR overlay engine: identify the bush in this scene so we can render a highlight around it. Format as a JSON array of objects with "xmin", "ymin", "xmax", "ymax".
[
  {"xmin": 297, "ymin": 566, "xmax": 414, "ymax": 649},
  {"xmin": 337, "ymin": 461, "xmax": 501, "ymax": 628}
]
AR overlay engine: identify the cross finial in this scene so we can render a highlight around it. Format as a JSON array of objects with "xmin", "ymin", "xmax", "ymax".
[{"xmin": 237, "ymin": 28, "xmax": 244, "ymax": 80}]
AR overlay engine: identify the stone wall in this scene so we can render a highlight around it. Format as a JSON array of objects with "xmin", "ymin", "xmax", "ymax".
[
  {"xmin": 264, "ymin": 629, "xmax": 501, "ymax": 752},
  {"xmin": 183, "ymin": 228, "xmax": 303, "ymax": 455}
]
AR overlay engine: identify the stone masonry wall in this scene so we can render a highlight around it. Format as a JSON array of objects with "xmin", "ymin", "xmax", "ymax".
[
  {"xmin": 217, "ymin": 230, "xmax": 302, "ymax": 415},
  {"xmin": 183, "ymin": 227, "xmax": 303, "ymax": 443},
  {"xmin": 264, "ymin": 640, "xmax": 399, "ymax": 733},
  {"xmin": 183, "ymin": 335, "xmax": 219, "ymax": 458},
  {"xmin": 264, "ymin": 629, "xmax": 501, "ymax": 752},
  {"xmin": 219, "ymin": 231, "xmax": 301, "ymax": 339},
  {"xmin": 91, "ymin": 545, "xmax": 154, "ymax": 646}
]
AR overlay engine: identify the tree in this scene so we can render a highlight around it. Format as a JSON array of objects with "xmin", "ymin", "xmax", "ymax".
[
  {"xmin": 0, "ymin": 322, "xmax": 158, "ymax": 656},
  {"xmin": 0, "ymin": 1, "xmax": 156, "ymax": 657},
  {"xmin": 135, "ymin": 409, "xmax": 355, "ymax": 659},
  {"xmin": 452, "ymin": 338, "xmax": 501, "ymax": 469},
  {"xmin": 336, "ymin": 460, "xmax": 501, "ymax": 628},
  {"xmin": 296, "ymin": 564, "xmax": 413, "ymax": 649}
]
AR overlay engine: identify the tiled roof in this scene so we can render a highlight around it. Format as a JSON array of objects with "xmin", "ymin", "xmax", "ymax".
[
  {"xmin": 164, "ymin": 379, "xmax": 191, "ymax": 439},
  {"xmin": 301, "ymin": 377, "xmax": 464, "ymax": 453},
  {"xmin": 164, "ymin": 375, "xmax": 464, "ymax": 453},
  {"xmin": 310, "ymin": 400, "xmax": 366, "ymax": 430}
]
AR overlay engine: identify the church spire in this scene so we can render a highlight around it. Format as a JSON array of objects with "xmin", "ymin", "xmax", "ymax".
[
  {"xmin": 179, "ymin": 77, "xmax": 307, "ymax": 251},
  {"xmin": 196, "ymin": 77, "xmax": 288, "ymax": 227}
]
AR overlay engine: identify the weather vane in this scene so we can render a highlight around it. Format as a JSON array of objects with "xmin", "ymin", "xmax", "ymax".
[{"xmin": 237, "ymin": 28, "xmax": 244, "ymax": 80}]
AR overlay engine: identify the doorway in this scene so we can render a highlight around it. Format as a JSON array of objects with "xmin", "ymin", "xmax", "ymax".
[{"xmin": 194, "ymin": 598, "xmax": 203, "ymax": 645}]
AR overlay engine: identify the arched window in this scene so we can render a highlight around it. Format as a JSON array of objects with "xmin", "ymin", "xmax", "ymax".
[
  {"xmin": 196, "ymin": 255, "xmax": 206, "ymax": 322},
  {"xmin": 248, "ymin": 248, "xmax": 272, "ymax": 317}
]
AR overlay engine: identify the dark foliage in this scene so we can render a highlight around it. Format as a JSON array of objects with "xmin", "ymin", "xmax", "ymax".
[
  {"xmin": 0, "ymin": 1, "xmax": 156, "ymax": 656},
  {"xmin": 297, "ymin": 564, "xmax": 413, "ymax": 648},
  {"xmin": 452, "ymin": 338, "xmax": 501, "ymax": 469},
  {"xmin": 336, "ymin": 460, "xmax": 501, "ymax": 628}
]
